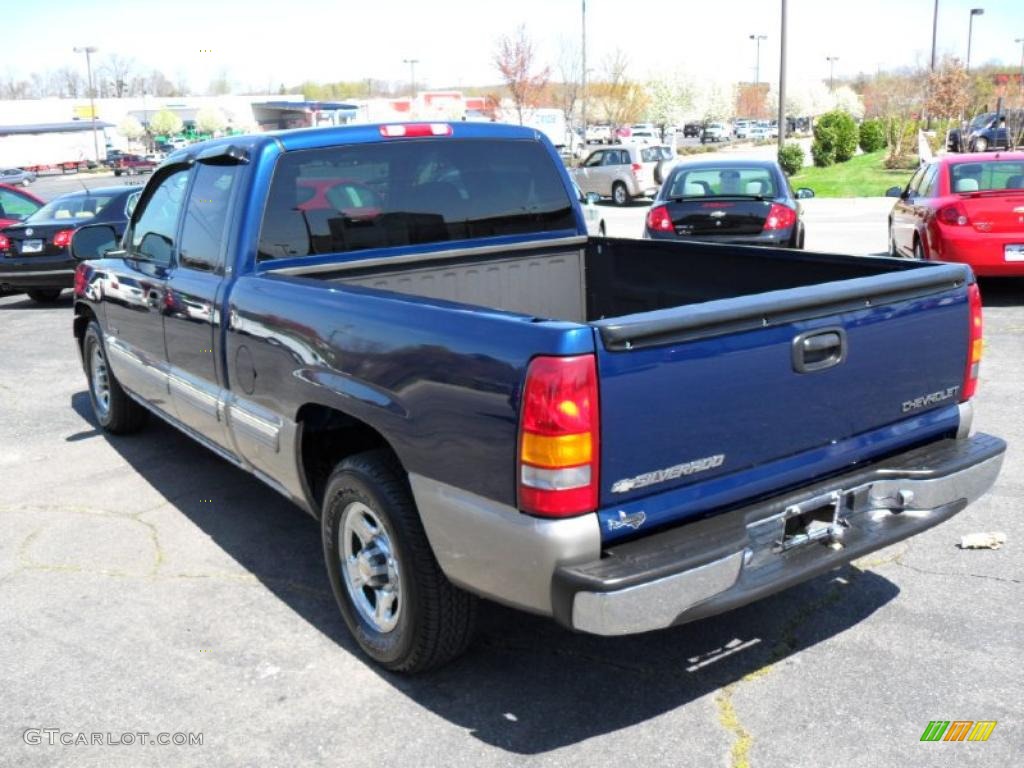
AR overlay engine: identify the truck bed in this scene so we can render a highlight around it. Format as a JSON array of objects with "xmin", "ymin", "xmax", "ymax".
[{"xmin": 288, "ymin": 236, "xmax": 933, "ymax": 326}]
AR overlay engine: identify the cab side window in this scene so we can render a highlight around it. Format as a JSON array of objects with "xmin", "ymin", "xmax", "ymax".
[
  {"xmin": 178, "ymin": 164, "xmax": 241, "ymax": 271},
  {"xmin": 906, "ymin": 165, "xmax": 927, "ymax": 197},
  {"xmin": 131, "ymin": 169, "xmax": 190, "ymax": 265}
]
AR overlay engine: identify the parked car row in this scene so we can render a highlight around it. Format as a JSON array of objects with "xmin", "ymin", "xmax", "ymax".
[{"xmin": 946, "ymin": 111, "xmax": 1023, "ymax": 154}]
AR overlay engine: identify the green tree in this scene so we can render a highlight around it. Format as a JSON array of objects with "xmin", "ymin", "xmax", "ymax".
[
  {"xmin": 814, "ymin": 110, "xmax": 858, "ymax": 163},
  {"xmin": 150, "ymin": 109, "xmax": 183, "ymax": 137},
  {"xmin": 195, "ymin": 106, "xmax": 227, "ymax": 135}
]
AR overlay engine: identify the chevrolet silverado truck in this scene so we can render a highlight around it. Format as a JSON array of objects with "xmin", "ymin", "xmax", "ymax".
[{"xmin": 69, "ymin": 122, "xmax": 1005, "ymax": 673}]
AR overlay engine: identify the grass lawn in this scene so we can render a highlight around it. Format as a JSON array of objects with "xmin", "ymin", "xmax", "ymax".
[{"xmin": 790, "ymin": 151, "xmax": 916, "ymax": 198}]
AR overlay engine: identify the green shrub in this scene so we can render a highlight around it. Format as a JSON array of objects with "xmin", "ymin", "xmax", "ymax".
[
  {"xmin": 859, "ymin": 119, "xmax": 886, "ymax": 153},
  {"xmin": 815, "ymin": 110, "xmax": 858, "ymax": 163},
  {"xmin": 777, "ymin": 143, "xmax": 805, "ymax": 176},
  {"xmin": 811, "ymin": 125, "xmax": 837, "ymax": 167}
]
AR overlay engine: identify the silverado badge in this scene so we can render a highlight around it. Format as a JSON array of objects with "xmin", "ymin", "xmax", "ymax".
[
  {"xmin": 611, "ymin": 453, "xmax": 726, "ymax": 493},
  {"xmin": 607, "ymin": 510, "xmax": 647, "ymax": 532}
]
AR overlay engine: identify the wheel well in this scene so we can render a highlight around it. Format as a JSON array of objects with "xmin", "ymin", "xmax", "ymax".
[
  {"xmin": 73, "ymin": 304, "xmax": 96, "ymax": 351},
  {"xmin": 297, "ymin": 404, "xmax": 402, "ymax": 512}
]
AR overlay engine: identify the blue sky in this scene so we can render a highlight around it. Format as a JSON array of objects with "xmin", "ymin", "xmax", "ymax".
[{"xmin": 3, "ymin": 0, "xmax": 1023, "ymax": 92}]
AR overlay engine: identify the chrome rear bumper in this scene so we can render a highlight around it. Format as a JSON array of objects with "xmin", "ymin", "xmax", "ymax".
[{"xmin": 556, "ymin": 434, "xmax": 1005, "ymax": 636}]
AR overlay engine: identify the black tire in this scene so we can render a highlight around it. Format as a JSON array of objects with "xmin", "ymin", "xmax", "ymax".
[
  {"xmin": 888, "ymin": 224, "xmax": 900, "ymax": 257},
  {"xmin": 913, "ymin": 238, "xmax": 926, "ymax": 260},
  {"xmin": 322, "ymin": 450, "xmax": 477, "ymax": 673},
  {"xmin": 612, "ymin": 181, "xmax": 629, "ymax": 207},
  {"xmin": 973, "ymin": 137, "xmax": 987, "ymax": 153},
  {"xmin": 599, "ymin": 221, "xmax": 606, "ymax": 237},
  {"xmin": 114, "ymin": 170, "xmax": 122, "ymax": 177},
  {"xmin": 27, "ymin": 289, "xmax": 63, "ymax": 303},
  {"xmin": 82, "ymin": 320, "xmax": 148, "ymax": 434}
]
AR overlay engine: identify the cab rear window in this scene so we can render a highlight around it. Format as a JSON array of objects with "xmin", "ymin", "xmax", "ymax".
[{"xmin": 257, "ymin": 138, "xmax": 575, "ymax": 261}]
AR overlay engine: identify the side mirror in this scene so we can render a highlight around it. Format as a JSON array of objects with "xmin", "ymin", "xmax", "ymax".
[
  {"xmin": 795, "ymin": 187, "xmax": 815, "ymax": 199},
  {"xmin": 71, "ymin": 224, "xmax": 120, "ymax": 261},
  {"xmin": 884, "ymin": 186, "xmax": 904, "ymax": 198},
  {"xmin": 585, "ymin": 192, "xmax": 601, "ymax": 205}
]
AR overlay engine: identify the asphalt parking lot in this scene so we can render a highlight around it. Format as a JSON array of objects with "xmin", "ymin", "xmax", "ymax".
[{"xmin": 1, "ymin": 176, "xmax": 1022, "ymax": 767}]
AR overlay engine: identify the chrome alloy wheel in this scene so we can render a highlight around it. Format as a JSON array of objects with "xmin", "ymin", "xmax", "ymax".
[
  {"xmin": 90, "ymin": 343, "xmax": 111, "ymax": 418},
  {"xmin": 339, "ymin": 502, "xmax": 401, "ymax": 633}
]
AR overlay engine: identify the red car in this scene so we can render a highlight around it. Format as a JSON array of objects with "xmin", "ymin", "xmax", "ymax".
[
  {"xmin": 0, "ymin": 183, "xmax": 44, "ymax": 229},
  {"xmin": 111, "ymin": 154, "xmax": 157, "ymax": 177},
  {"xmin": 887, "ymin": 152, "xmax": 1024, "ymax": 276}
]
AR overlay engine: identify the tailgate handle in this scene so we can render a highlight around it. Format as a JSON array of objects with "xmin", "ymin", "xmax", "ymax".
[{"xmin": 792, "ymin": 328, "xmax": 846, "ymax": 373}]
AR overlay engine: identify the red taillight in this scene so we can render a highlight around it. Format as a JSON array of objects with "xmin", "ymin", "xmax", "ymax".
[
  {"xmin": 961, "ymin": 283, "xmax": 983, "ymax": 401},
  {"xmin": 518, "ymin": 355, "xmax": 599, "ymax": 517},
  {"xmin": 937, "ymin": 203, "xmax": 970, "ymax": 226},
  {"xmin": 52, "ymin": 229, "xmax": 74, "ymax": 248},
  {"xmin": 73, "ymin": 262, "xmax": 88, "ymax": 297},
  {"xmin": 646, "ymin": 205, "xmax": 674, "ymax": 232},
  {"xmin": 631, "ymin": 162, "xmax": 643, "ymax": 175},
  {"xmin": 763, "ymin": 203, "xmax": 797, "ymax": 231},
  {"xmin": 379, "ymin": 123, "xmax": 452, "ymax": 138},
  {"xmin": 0, "ymin": 233, "xmax": 9, "ymax": 251}
]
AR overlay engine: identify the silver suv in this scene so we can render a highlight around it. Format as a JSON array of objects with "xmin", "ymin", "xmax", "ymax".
[{"xmin": 571, "ymin": 144, "xmax": 673, "ymax": 205}]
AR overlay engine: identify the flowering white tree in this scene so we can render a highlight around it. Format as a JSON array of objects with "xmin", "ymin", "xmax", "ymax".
[
  {"xmin": 117, "ymin": 115, "xmax": 145, "ymax": 143},
  {"xmin": 831, "ymin": 85, "xmax": 864, "ymax": 119},
  {"xmin": 646, "ymin": 70, "xmax": 698, "ymax": 132},
  {"xmin": 694, "ymin": 81, "xmax": 736, "ymax": 123}
]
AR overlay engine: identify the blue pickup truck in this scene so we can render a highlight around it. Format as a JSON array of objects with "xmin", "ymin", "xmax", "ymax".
[{"xmin": 69, "ymin": 122, "xmax": 1005, "ymax": 673}]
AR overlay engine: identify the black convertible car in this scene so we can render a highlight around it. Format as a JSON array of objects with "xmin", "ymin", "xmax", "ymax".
[{"xmin": 0, "ymin": 185, "xmax": 140, "ymax": 303}]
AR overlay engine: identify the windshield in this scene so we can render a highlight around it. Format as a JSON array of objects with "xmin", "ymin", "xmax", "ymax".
[
  {"xmin": 667, "ymin": 167, "xmax": 779, "ymax": 198},
  {"xmin": 950, "ymin": 161, "xmax": 1024, "ymax": 193},
  {"xmin": 970, "ymin": 113, "xmax": 994, "ymax": 129},
  {"xmin": 26, "ymin": 193, "xmax": 116, "ymax": 223}
]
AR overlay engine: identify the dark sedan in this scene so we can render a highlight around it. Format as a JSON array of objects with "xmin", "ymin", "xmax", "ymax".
[
  {"xmin": 644, "ymin": 159, "xmax": 813, "ymax": 248},
  {"xmin": 0, "ymin": 186, "xmax": 140, "ymax": 303}
]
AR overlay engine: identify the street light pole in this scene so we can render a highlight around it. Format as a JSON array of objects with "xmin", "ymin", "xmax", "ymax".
[
  {"xmin": 930, "ymin": 0, "xmax": 939, "ymax": 71},
  {"xmin": 1015, "ymin": 37, "xmax": 1024, "ymax": 98},
  {"xmin": 777, "ymin": 0, "xmax": 787, "ymax": 151},
  {"xmin": 826, "ymin": 56, "xmax": 839, "ymax": 92},
  {"xmin": 73, "ymin": 45, "xmax": 100, "ymax": 164},
  {"xmin": 966, "ymin": 8, "xmax": 984, "ymax": 73},
  {"xmin": 581, "ymin": 0, "xmax": 587, "ymax": 147},
  {"xmin": 749, "ymin": 34, "xmax": 767, "ymax": 85},
  {"xmin": 402, "ymin": 58, "xmax": 419, "ymax": 99}
]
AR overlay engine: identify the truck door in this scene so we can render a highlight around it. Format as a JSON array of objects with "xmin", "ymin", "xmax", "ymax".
[
  {"xmin": 163, "ymin": 160, "xmax": 245, "ymax": 452},
  {"xmin": 102, "ymin": 166, "xmax": 190, "ymax": 411}
]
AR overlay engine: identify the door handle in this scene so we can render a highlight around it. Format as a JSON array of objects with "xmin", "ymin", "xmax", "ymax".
[{"xmin": 792, "ymin": 328, "xmax": 847, "ymax": 373}]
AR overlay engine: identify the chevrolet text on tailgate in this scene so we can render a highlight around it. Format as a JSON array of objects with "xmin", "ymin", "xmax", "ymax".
[{"xmin": 70, "ymin": 122, "xmax": 1005, "ymax": 673}]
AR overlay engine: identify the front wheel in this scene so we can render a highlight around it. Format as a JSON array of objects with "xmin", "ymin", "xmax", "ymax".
[
  {"xmin": 973, "ymin": 137, "xmax": 988, "ymax": 153},
  {"xmin": 612, "ymin": 181, "xmax": 629, "ymax": 206},
  {"xmin": 322, "ymin": 451, "xmax": 477, "ymax": 673},
  {"xmin": 888, "ymin": 225, "xmax": 899, "ymax": 257},
  {"xmin": 27, "ymin": 289, "xmax": 62, "ymax": 303},
  {"xmin": 83, "ymin": 321, "xmax": 148, "ymax": 434},
  {"xmin": 913, "ymin": 239, "xmax": 926, "ymax": 260}
]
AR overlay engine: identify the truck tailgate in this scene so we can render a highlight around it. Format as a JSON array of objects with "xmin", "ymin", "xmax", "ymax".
[{"xmin": 592, "ymin": 265, "xmax": 971, "ymax": 538}]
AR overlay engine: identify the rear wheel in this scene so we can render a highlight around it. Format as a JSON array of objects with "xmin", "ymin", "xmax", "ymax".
[
  {"xmin": 913, "ymin": 238, "xmax": 926, "ymax": 260},
  {"xmin": 27, "ymin": 289, "xmax": 62, "ymax": 303},
  {"xmin": 83, "ymin": 321, "xmax": 148, "ymax": 434},
  {"xmin": 973, "ymin": 137, "xmax": 988, "ymax": 153},
  {"xmin": 322, "ymin": 451, "xmax": 477, "ymax": 673},
  {"xmin": 612, "ymin": 181, "xmax": 629, "ymax": 206}
]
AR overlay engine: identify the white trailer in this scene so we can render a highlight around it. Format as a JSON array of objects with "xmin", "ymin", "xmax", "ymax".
[{"xmin": 0, "ymin": 123, "xmax": 108, "ymax": 172}]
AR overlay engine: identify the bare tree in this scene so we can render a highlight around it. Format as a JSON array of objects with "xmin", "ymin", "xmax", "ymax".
[
  {"xmin": 557, "ymin": 39, "xmax": 583, "ymax": 134},
  {"xmin": 99, "ymin": 54, "xmax": 135, "ymax": 98},
  {"xmin": 54, "ymin": 66, "xmax": 85, "ymax": 98},
  {"xmin": 592, "ymin": 50, "xmax": 648, "ymax": 130},
  {"xmin": 494, "ymin": 24, "xmax": 551, "ymax": 125}
]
